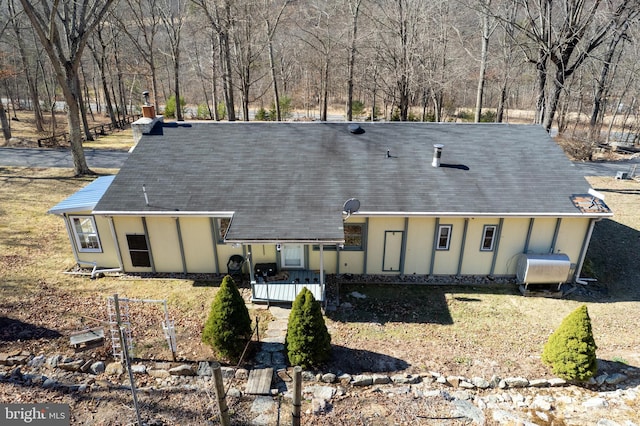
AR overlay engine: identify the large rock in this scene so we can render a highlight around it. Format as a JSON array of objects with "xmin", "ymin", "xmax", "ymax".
[
  {"xmin": 504, "ymin": 377, "xmax": 529, "ymax": 388},
  {"xmin": 28, "ymin": 355, "xmax": 46, "ymax": 369},
  {"xmin": 453, "ymin": 399, "xmax": 485, "ymax": 425},
  {"xmin": 604, "ymin": 373, "xmax": 628, "ymax": 385},
  {"xmin": 148, "ymin": 369, "xmax": 170, "ymax": 378},
  {"xmin": 391, "ymin": 374, "xmax": 420, "ymax": 385},
  {"xmin": 90, "ymin": 361, "xmax": 105, "ymax": 375},
  {"xmin": 372, "ymin": 374, "xmax": 391, "ymax": 385},
  {"xmin": 197, "ymin": 361, "xmax": 213, "ymax": 377},
  {"xmin": 59, "ymin": 360, "xmax": 84, "ymax": 372},
  {"xmin": 169, "ymin": 364, "xmax": 195, "ymax": 376},
  {"xmin": 321, "ymin": 373, "xmax": 336, "ymax": 383},
  {"xmin": 351, "ymin": 375, "xmax": 373, "ymax": 386},
  {"xmin": 105, "ymin": 362, "xmax": 124, "ymax": 376},
  {"xmin": 471, "ymin": 377, "xmax": 490, "ymax": 389}
]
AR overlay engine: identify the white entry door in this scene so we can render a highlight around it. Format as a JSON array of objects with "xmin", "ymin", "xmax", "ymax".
[{"xmin": 281, "ymin": 244, "xmax": 304, "ymax": 269}]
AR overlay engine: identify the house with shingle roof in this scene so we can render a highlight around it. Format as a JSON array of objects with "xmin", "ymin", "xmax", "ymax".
[{"xmin": 49, "ymin": 119, "xmax": 612, "ymax": 302}]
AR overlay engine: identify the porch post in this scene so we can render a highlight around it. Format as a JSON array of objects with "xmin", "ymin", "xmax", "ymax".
[{"xmin": 319, "ymin": 244, "xmax": 325, "ymax": 304}]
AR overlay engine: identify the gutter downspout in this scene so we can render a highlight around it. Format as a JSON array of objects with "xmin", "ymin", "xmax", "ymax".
[{"xmin": 574, "ymin": 218, "xmax": 599, "ymax": 285}]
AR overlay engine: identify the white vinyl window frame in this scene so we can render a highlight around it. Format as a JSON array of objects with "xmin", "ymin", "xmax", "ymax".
[
  {"xmin": 70, "ymin": 215, "xmax": 102, "ymax": 253},
  {"xmin": 436, "ymin": 225, "xmax": 452, "ymax": 250},
  {"xmin": 481, "ymin": 225, "xmax": 498, "ymax": 251}
]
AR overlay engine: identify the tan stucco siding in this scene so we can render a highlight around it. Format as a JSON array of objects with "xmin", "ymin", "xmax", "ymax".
[
  {"xmin": 554, "ymin": 218, "xmax": 590, "ymax": 264},
  {"xmin": 459, "ymin": 219, "xmax": 497, "ymax": 275},
  {"xmin": 215, "ymin": 245, "xmax": 245, "ymax": 274},
  {"xmin": 527, "ymin": 217, "xmax": 557, "ymax": 253},
  {"xmin": 307, "ymin": 248, "xmax": 337, "ymax": 273},
  {"xmin": 366, "ymin": 217, "xmax": 406, "ymax": 274},
  {"xmin": 249, "ymin": 244, "xmax": 277, "ymax": 265},
  {"xmin": 404, "ymin": 217, "xmax": 435, "ymax": 274},
  {"xmin": 71, "ymin": 213, "xmax": 120, "ymax": 268},
  {"xmin": 146, "ymin": 217, "xmax": 182, "ymax": 272},
  {"xmin": 492, "ymin": 218, "xmax": 530, "ymax": 275},
  {"xmin": 112, "ymin": 216, "xmax": 150, "ymax": 272},
  {"xmin": 432, "ymin": 218, "xmax": 465, "ymax": 275},
  {"xmin": 179, "ymin": 217, "xmax": 215, "ymax": 273}
]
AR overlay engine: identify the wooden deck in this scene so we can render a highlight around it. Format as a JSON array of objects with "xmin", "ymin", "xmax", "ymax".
[{"xmin": 251, "ymin": 270, "xmax": 324, "ymax": 303}]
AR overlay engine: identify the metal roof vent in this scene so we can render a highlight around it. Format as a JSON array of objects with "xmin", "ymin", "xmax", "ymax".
[
  {"xmin": 432, "ymin": 144, "xmax": 444, "ymax": 167},
  {"xmin": 348, "ymin": 124, "xmax": 364, "ymax": 134}
]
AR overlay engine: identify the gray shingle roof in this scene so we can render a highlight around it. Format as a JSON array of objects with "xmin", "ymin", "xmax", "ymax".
[{"xmin": 93, "ymin": 122, "xmax": 603, "ymax": 242}]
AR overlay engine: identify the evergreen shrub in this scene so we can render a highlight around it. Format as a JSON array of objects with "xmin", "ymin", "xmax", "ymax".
[
  {"xmin": 541, "ymin": 305, "xmax": 598, "ymax": 381},
  {"xmin": 202, "ymin": 275, "xmax": 252, "ymax": 362},
  {"xmin": 285, "ymin": 287, "xmax": 331, "ymax": 368}
]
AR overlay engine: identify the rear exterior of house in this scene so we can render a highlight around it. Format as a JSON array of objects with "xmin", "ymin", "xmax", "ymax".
[{"xmin": 49, "ymin": 120, "xmax": 612, "ymax": 302}]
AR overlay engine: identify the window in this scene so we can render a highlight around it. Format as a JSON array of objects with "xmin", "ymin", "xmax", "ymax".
[
  {"xmin": 313, "ymin": 223, "xmax": 366, "ymax": 251},
  {"xmin": 126, "ymin": 234, "xmax": 151, "ymax": 267},
  {"xmin": 481, "ymin": 225, "xmax": 497, "ymax": 251},
  {"xmin": 343, "ymin": 223, "xmax": 365, "ymax": 250},
  {"xmin": 436, "ymin": 225, "xmax": 452, "ymax": 250},
  {"xmin": 70, "ymin": 216, "xmax": 102, "ymax": 252},
  {"xmin": 216, "ymin": 218, "xmax": 231, "ymax": 243}
]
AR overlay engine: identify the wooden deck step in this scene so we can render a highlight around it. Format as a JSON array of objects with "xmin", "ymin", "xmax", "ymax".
[{"xmin": 245, "ymin": 368, "xmax": 274, "ymax": 395}]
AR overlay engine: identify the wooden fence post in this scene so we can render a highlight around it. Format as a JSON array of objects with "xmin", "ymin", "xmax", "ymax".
[
  {"xmin": 212, "ymin": 362, "xmax": 230, "ymax": 426},
  {"xmin": 292, "ymin": 366, "xmax": 302, "ymax": 426}
]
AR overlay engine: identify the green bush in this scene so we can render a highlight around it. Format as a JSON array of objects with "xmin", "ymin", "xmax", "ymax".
[
  {"xmin": 196, "ymin": 103, "xmax": 211, "ymax": 119},
  {"xmin": 216, "ymin": 102, "xmax": 227, "ymax": 120},
  {"xmin": 254, "ymin": 107, "xmax": 270, "ymax": 121},
  {"xmin": 542, "ymin": 305, "xmax": 598, "ymax": 381},
  {"xmin": 480, "ymin": 110, "xmax": 497, "ymax": 123},
  {"xmin": 285, "ymin": 287, "xmax": 331, "ymax": 368},
  {"xmin": 202, "ymin": 275, "xmax": 252, "ymax": 362},
  {"xmin": 351, "ymin": 100, "xmax": 365, "ymax": 118},
  {"xmin": 164, "ymin": 95, "xmax": 185, "ymax": 119}
]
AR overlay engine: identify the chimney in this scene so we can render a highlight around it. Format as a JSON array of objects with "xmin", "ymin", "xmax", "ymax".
[
  {"xmin": 141, "ymin": 91, "xmax": 155, "ymax": 118},
  {"xmin": 432, "ymin": 144, "xmax": 444, "ymax": 167}
]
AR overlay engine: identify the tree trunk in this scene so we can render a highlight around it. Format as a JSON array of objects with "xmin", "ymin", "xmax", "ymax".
[
  {"xmin": 346, "ymin": 0, "xmax": 362, "ymax": 121},
  {"xmin": 0, "ymin": 100, "xmax": 11, "ymax": 141},
  {"xmin": 321, "ymin": 58, "xmax": 329, "ymax": 121},
  {"xmin": 211, "ymin": 31, "xmax": 220, "ymax": 121},
  {"xmin": 65, "ymin": 73, "xmax": 92, "ymax": 176},
  {"xmin": 474, "ymin": 4, "xmax": 491, "ymax": 123},
  {"xmin": 268, "ymin": 38, "xmax": 281, "ymax": 121},
  {"xmin": 9, "ymin": 0, "xmax": 44, "ymax": 132},
  {"xmin": 543, "ymin": 69, "xmax": 564, "ymax": 132},
  {"xmin": 77, "ymin": 75, "xmax": 94, "ymax": 141},
  {"xmin": 175, "ymin": 48, "xmax": 184, "ymax": 122},
  {"xmin": 534, "ymin": 50, "xmax": 548, "ymax": 125}
]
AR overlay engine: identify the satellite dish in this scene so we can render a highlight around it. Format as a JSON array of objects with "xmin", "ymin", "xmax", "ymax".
[{"xmin": 343, "ymin": 198, "xmax": 360, "ymax": 214}]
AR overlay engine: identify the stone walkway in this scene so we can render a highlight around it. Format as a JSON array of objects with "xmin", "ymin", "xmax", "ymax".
[{"xmin": 249, "ymin": 306, "xmax": 291, "ymax": 425}]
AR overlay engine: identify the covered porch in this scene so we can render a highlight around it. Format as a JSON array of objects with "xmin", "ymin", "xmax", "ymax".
[{"xmin": 250, "ymin": 269, "xmax": 325, "ymax": 303}]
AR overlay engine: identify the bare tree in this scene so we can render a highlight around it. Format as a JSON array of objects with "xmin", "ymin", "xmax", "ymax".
[
  {"xmin": 17, "ymin": 0, "xmax": 115, "ymax": 176},
  {"xmin": 117, "ymin": 0, "xmax": 162, "ymax": 113},
  {"xmin": 8, "ymin": 0, "xmax": 44, "ymax": 132},
  {"xmin": 159, "ymin": 0, "xmax": 187, "ymax": 121},
  {"xmin": 510, "ymin": 0, "xmax": 639, "ymax": 132},
  {"xmin": 345, "ymin": 0, "xmax": 363, "ymax": 121},
  {"xmin": 192, "ymin": 0, "xmax": 237, "ymax": 121}
]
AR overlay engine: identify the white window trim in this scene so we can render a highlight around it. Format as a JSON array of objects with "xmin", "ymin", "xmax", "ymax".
[
  {"xmin": 70, "ymin": 215, "xmax": 102, "ymax": 253},
  {"xmin": 436, "ymin": 225, "xmax": 452, "ymax": 250},
  {"xmin": 481, "ymin": 225, "xmax": 498, "ymax": 251}
]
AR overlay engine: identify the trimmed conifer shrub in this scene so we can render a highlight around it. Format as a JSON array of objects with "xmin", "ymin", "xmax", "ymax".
[
  {"xmin": 285, "ymin": 287, "xmax": 331, "ymax": 369},
  {"xmin": 542, "ymin": 305, "xmax": 598, "ymax": 381},
  {"xmin": 202, "ymin": 275, "xmax": 252, "ymax": 362}
]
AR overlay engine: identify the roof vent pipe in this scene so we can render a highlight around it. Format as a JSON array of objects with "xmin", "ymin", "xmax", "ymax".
[{"xmin": 432, "ymin": 144, "xmax": 444, "ymax": 167}]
